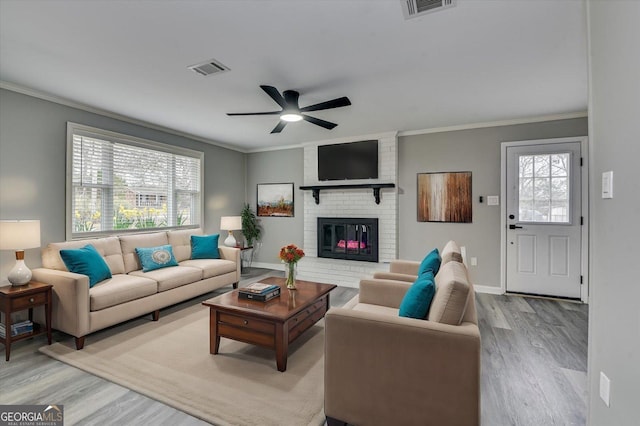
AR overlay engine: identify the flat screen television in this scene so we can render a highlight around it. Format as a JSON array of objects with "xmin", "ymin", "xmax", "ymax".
[{"xmin": 318, "ymin": 140, "xmax": 378, "ymax": 181}]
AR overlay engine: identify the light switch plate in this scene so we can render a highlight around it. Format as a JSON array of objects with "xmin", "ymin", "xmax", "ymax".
[
  {"xmin": 487, "ymin": 195, "xmax": 499, "ymax": 206},
  {"xmin": 602, "ymin": 171, "xmax": 613, "ymax": 199}
]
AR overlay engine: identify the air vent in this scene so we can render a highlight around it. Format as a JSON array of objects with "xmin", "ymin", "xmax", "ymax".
[
  {"xmin": 187, "ymin": 58, "xmax": 230, "ymax": 76},
  {"xmin": 401, "ymin": 0, "xmax": 455, "ymax": 19}
]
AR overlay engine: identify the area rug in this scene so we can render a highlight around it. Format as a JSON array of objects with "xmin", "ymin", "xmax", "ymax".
[{"xmin": 39, "ymin": 302, "xmax": 326, "ymax": 426}]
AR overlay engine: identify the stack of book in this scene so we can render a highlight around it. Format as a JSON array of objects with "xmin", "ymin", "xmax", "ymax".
[
  {"xmin": 0, "ymin": 320, "xmax": 34, "ymax": 338},
  {"xmin": 238, "ymin": 282, "xmax": 281, "ymax": 302}
]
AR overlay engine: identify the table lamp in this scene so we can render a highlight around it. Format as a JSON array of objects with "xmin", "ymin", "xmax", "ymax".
[
  {"xmin": 0, "ymin": 220, "xmax": 41, "ymax": 286},
  {"xmin": 220, "ymin": 216, "xmax": 242, "ymax": 247}
]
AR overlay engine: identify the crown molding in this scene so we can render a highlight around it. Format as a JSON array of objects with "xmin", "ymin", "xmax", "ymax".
[
  {"xmin": 0, "ymin": 81, "xmax": 247, "ymax": 153},
  {"xmin": 398, "ymin": 111, "xmax": 588, "ymax": 137}
]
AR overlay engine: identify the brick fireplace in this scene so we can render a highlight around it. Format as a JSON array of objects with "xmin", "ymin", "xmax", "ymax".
[{"xmin": 297, "ymin": 132, "xmax": 398, "ymax": 287}]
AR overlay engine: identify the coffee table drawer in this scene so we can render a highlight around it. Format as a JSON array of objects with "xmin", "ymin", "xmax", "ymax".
[
  {"xmin": 290, "ymin": 296, "xmax": 327, "ymax": 325},
  {"xmin": 218, "ymin": 312, "xmax": 274, "ymax": 334},
  {"xmin": 288, "ymin": 306, "xmax": 327, "ymax": 343}
]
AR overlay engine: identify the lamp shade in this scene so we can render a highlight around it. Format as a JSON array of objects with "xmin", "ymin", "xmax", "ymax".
[
  {"xmin": 0, "ymin": 220, "xmax": 41, "ymax": 250},
  {"xmin": 220, "ymin": 216, "xmax": 242, "ymax": 231}
]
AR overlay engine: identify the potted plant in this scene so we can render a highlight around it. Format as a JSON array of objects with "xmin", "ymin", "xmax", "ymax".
[{"xmin": 241, "ymin": 204, "xmax": 261, "ymax": 246}]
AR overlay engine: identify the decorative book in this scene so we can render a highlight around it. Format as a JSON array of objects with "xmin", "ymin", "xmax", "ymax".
[
  {"xmin": 240, "ymin": 282, "xmax": 280, "ymax": 294},
  {"xmin": 238, "ymin": 287, "xmax": 281, "ymax": 302}
]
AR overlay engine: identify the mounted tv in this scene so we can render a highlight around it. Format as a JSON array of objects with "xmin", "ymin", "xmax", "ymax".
[{"xmin": 318, "ymin": 140, "xmax": 378, "ymax": 181}]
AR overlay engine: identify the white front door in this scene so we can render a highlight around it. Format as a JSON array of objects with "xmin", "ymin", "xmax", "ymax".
[{"xmin": 505, "ymin": 140, "xmax": 582, "ymax": 298}]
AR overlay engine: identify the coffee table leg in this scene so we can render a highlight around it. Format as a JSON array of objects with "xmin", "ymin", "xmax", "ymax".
[
  {"xmin": 275, "ymin": 322, "xmax": 289, "ymax": 372},
  {"xmin": 210, "ymin": 309, "xmax": 220, "ymax": 355}
]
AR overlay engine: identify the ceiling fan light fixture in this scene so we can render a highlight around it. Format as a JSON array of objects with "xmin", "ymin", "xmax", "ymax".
[{"xmin": 280, "ymin": 113, "xmax": 303, "ymax": 122}]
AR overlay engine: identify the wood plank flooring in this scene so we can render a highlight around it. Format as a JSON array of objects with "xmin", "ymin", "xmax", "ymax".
[{"xmin": 0, "ymin": 271, "xmax": 588, "ymax": 425}]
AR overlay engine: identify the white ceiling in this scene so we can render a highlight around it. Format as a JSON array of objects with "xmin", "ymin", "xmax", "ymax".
[{"xmin": 0, "ymin": 0, "xmax": 588, "ymax": 152}]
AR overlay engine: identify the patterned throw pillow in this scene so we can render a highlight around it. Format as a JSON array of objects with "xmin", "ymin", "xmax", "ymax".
[
  {"xmin": 135, "ymin": 245, "xmax": 179, "ymax": 272},
  {"xmin": 60, "ymin": 244, "xmax": 112, "ymax": 287},
  {"xmin": 191, "ymin": 234, "xmax": 220, "ymax": 259}
]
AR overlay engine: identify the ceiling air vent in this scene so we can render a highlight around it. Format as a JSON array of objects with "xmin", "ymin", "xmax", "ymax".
[
  {"xmin": 401, "ymin": 0, "xmax": 455, "ymax": 19},
  {"xmin": 188, "ymin": 58, "xmax": 230, "ymax": 76}
]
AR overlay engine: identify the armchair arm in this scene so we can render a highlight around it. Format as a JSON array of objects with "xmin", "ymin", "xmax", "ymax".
[
  {"xmin": 31, "ymin": 268, "xmax": 91, "ymax": 338},
  {"xmin": 389, "ymin": 259, "xmax": 420, "ymax": 275},
  {"xmin": 325, "ymin": 308, "xmax": 480, "ymax": 426},
  {"xmin": 372, "ymin": 271, "xmax": 417, "ymax": 283},
  {"xmin": 359, "ymin": 278, "xmax": 412, "ymax": 309},
  {"xmin": 218, "ymin": 246, "xmax": 241, "ymax": 282}
]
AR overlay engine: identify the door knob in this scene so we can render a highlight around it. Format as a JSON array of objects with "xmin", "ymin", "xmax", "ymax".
[{"xmin": 509, "ymin": 224, "xmax": 523, "ymax": 230}]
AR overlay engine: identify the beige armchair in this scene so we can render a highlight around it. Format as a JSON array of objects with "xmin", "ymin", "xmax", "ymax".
[{"xmin": 324, "ymin": 254, "xmax": 480, "ymax": 426}]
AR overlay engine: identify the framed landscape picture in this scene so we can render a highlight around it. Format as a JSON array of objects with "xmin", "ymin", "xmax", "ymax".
[
  {"xmin": 417, "ymin": 172, "xmax": 472, "ymax": 223},
  {"xmin": 257, "ymin": 183, "xmax": 294, "ymax": 217}
]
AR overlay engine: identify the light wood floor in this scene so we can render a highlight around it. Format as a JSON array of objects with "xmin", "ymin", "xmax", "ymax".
[{"xmin": 0, "ymin": 269, "xmax": 588, "ymax": 425}]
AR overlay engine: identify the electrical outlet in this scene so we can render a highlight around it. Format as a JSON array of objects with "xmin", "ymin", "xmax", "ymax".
[
  {"xmin": 599, "ymin": 372, "xmax": 611, "ymax": 407},
  {"xmin": 471, "ymin": 257, "xmax": 478, "ymax": 266}
]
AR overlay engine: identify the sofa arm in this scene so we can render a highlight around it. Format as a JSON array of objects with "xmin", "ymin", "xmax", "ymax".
[
  {"xmin": 372, "ymin": 271, "xmax": 417, "ymax": 283},
  {"xmin": 31, "ymin": 268, "xmax": 91, "ymax": 338},
  {"xmin": 359, "ymin": 279, "xmax": 412, "ymax": 309},
  {"xmin": 218, "ymin": 246, "xmax": 241, "ymax": 282},
  {"xmin": 325, "ymin": 308, "xmax": 481, "ymax": 426}
]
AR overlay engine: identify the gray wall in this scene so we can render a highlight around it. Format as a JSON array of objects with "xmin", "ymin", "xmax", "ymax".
[
  {"xmin": 245, "ymin": 148, "xmax": 304, "ymax": 264},
  {"xmin": 587, "ymin": 1, "xmax": 640, "ymax": 424},
  {"xmin": 398, "ymin": 118, "xmax": 588, "ymax": 288},
  {"xmin": 0, "ymin": 88, "xmax": 246, "ymax": 278}
]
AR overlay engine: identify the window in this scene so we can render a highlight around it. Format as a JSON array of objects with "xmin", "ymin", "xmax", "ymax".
[
  {"xmin": 518, "ymin": 153, "xmax": 570, "ymax": 223},
  {"xmin": 67, "ymin": 123, "xmax": 203, "ymax": 239}
]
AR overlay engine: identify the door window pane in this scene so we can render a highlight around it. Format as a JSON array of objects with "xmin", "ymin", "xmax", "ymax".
[{"xmin": 518, "ymin": 153, "xmax": 571, "ymax": 223}]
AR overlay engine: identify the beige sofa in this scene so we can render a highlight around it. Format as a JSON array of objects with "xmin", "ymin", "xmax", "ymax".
[
  {"xmin": 324, "ymin": 241, "xmax": 480, "ymax": 426},
  {"xmin": 32, "ymin": 228, "xmax": 240, "ymax": 349}
]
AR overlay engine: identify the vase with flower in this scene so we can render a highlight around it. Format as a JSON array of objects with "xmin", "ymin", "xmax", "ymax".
[{"xmin": 279, "ymin": 243, "xmax": 305, "ymax": 289}]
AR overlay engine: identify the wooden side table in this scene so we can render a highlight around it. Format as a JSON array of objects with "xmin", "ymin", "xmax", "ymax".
[{"xmin": 0, "ymin": 281, "xmax": 52, "ymax": 361}]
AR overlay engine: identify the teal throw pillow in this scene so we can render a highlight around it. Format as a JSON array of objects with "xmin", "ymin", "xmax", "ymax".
[
  {"xmin": 418, "ymin": 248, "xmax": 441, "ymax": 276},
  {"xmin": 135, "ymin": 245, "xmax": 179, "ymax": 272},
  {"xmin": 60, "ymin": 244, "xmax": 112, "ymax": 288},
  {"xmin": 191, "ymin": 234, "xmax": 220, "ymax": 259},
  {"xmin": 399, "ymin": 271, "xmax": 436, "ymax": 319}
]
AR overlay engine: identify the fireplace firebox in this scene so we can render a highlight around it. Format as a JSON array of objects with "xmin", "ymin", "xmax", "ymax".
[{"xmin": 317, "ymin": 218, "xmax": 378, "ymax": 262}]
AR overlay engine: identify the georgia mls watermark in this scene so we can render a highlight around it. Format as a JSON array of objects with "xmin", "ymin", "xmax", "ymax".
[{"xmin": 0, "ymin": 405, "xmax": 63, "ymax": 426}]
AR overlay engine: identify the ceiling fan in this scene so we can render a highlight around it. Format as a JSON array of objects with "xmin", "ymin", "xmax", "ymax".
[{"xmin": 227, "ymin": 85, "xmax": 351, "ymax": 134}]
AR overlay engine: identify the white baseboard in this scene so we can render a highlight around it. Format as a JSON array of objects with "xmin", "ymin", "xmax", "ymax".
[
  {"xmin": 473, "ymin": 285, "xmax": 504, "ymax": 295},
  {"xmin": 250, "ymin": 262, "xmax": 283, "ymax": 271}
]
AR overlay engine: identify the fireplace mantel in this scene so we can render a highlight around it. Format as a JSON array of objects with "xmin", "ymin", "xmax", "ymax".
[{"xmin": 300, "ymin": 183, "xmax": 395, "ymax": 205}]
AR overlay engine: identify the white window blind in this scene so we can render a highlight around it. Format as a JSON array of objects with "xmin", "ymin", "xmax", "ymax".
[{"xmin": 68, "ymin": 123, "xmax": 202, "ymax": 239}]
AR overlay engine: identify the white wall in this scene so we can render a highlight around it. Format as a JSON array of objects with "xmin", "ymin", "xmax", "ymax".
[
  {"xmin": 0, "ymin": 89, "xmax": 246, "ymax": 279},
  {"xmin": 587, "ymin": 1, "xmax": 640, "ymax": 424}
]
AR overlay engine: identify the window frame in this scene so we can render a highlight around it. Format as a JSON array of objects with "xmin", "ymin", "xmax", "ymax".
[{"xmin": 66, "ymin": 122, "xmax": 204, "ymax": 240}]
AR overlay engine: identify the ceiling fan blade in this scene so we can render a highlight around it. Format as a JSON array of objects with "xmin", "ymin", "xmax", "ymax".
[
  {"xmin": 271, "ymin": 121, "xmax": 287, "ymax": 134},
  {"xmin": 302, "ymin": 115, "xmax": 338, "ymax": 130},
  {"xmin": 300, "ymin": 96, "xmax": 351, "ymax": 112},
  {"xmin": 260, "ymin": 85, "xmax": 287, "ymax": 109},
  {"xmin": 227, "ymin": 111, "xmax": 281, "ymax": 116}
]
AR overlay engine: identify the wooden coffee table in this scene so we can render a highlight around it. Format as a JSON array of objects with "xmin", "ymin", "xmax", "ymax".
[{"xmin": 202, "ymin": 276, "xmax": 336, "ymax": 372}]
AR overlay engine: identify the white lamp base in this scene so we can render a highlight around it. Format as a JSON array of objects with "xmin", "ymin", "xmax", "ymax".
[
  {"xmin": 8, "ymin": 258, "xmax": 32, "ymax": 286},
  {"xmin": 224, "ymin": 231, "xmax": 237, "ymax": 247}
]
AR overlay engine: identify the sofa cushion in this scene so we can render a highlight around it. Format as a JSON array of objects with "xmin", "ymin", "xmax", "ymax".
[
  {"xmin": 441, "ymin": 240, "xmax": 463, "ymax": 265},
  {"xmin": 135, "ymin": 245, "xmax": 179, "ymax": 272},
  {"xmin": 89, "ymin": 274, "xmax": 158, "ymax": 311},
  {"xmin": 43, "ymin": 236, "xmax": 125, "ymax": 275},
  {"xmin": 418, "ymin": 248, "xmax": 441, "ymax": 275},
  {"xmin": 399, "ymin": 271, "xmax": 436, "ymax": 319},
  {"xmin": 130, "ymin": 265, "xmax": 203, "ymax": 292},
  {"xmin": 167, "ymin": 228, "xmax": 203, "ymax": 262},
  {"xmin": 180, "ymin": 259, "xmax": 237, "ymax": 279},
  {"xmin": 428, "ymin": 261, "xmax": 470, "ymax": 325},
  {"xmin": 191, "ymin": 234, "xmax": 220, "ymax": 260},
  {"xmin": 119, "ymin": 232, "xmax": 169, "ymax": 273},
  {"xmin": 60, "ymin": 245, "xmax": 112, "ymax": 288}
]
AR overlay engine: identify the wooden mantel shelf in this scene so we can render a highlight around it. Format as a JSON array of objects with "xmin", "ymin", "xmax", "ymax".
[{"xmin": 299, "ymin": 183, "xmax": 395, "ymax": 205}]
